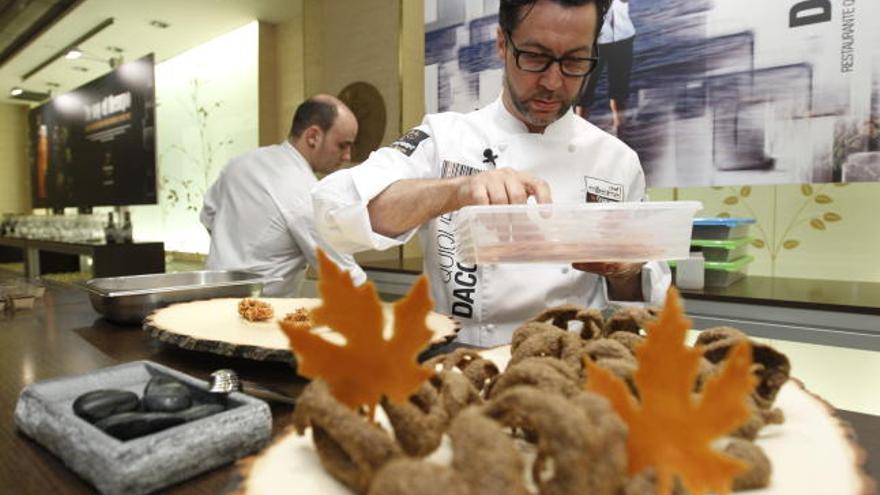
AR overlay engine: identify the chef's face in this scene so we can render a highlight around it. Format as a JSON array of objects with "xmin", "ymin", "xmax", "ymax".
[
  {"xmin": 313, "ymin": 110, "xmax": 358, "ymax": 174},
  {"xmin": 497, "ymin": 0, "xmax": 597, "ymax": 132}
]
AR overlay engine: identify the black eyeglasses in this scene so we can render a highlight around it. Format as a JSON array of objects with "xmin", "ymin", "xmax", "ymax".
[{"xmin": 505, "ymin": 31, "xmax": 599, "ymax": 77}]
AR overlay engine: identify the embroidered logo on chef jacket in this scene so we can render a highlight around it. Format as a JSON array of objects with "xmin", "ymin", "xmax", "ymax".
[
  {"xmin": 389, "ymin": 129, "xmax": 430, "ymax": 156},
  {"xmin": 441, "ymin": 160, "xmax": 482, "ymax": 178},
  {"xmin": 584, "ymin": 176, "xmax": 624, "ymax": 203}
]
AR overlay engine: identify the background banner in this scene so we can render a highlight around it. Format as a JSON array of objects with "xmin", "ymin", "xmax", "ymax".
[
  {"xmin": 425, "ymin": 0, "xmax": 880, "ymax": 186},
  {"xmin": 28, "ymin": 55, "xmax": 156, "ymax": 208}
]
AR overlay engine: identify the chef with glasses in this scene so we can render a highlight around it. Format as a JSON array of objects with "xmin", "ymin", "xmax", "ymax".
[{"xmin": 312, "ymin": 0, "xmax": 670, "ymax": 347}]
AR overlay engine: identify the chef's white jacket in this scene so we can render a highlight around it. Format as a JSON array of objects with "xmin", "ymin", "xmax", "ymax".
[
  {"xmin": 312, "ymin": 98, "xmax": 670, "ymax": 346},
  {"xmin": 201, "ymin": 141, "xmax": 366, "ymax": 297}
]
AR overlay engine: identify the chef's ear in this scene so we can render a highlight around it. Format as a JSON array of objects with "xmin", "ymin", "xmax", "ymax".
[
  {"xmin": 305, "ymin": 125, "xmax": 322, "ymax": 148},
  {"xmin": 496, "ymin": 26, "xmax": 506, "ymax": 61}
]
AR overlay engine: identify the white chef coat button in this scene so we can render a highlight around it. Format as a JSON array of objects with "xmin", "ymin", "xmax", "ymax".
[
  {"xmin": 499, "ymin": 144, "xmax": 507, "ymax": 152},
  {"xmin": 561, "ymin": 267, "xmax": 570, "ymax": 274},
  {"xmin": 568, "ymin": 144, "xmax": 576, "ymax": 152}
]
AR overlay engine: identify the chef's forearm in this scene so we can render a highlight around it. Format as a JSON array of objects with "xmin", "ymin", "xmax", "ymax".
[
  {"xmin": 605, "ymin": 271, "xmax": 644, "ymax": 301},
  {"xmin": 368, "ymin": 177, "xmax": 464, "ymax": 238}
]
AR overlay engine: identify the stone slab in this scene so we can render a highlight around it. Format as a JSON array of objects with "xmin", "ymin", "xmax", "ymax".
[{"xmin": 14, "ymin": 360, "xmax": 272, "ymax": 495}]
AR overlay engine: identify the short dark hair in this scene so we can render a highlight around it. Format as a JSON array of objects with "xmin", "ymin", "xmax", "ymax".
[
  {"xmin": 289, "ymin": 97, "xmax": 338, "ymax": 138},
  {"xmin": 498, "ymin": 0, "xmax": 611, "ymax": 40}
]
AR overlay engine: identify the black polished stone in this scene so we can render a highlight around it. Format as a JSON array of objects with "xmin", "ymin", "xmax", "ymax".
[
  {"xmin": 72, "ymin": 389, "xmax": 140, "ymax": 423},
  {"xmin": 177, "ymin": 403, "xmax": 225, "ymax": 422},
  {"xmin": 142, "ymin": 375, "xmax": 192, "ymax": 412},
  {"xmin": 94, "ymin": 412, "xmax": 186, "ymax": 441}
]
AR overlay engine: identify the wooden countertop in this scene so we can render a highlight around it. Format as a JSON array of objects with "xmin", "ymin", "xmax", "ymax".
[{"xmin": 0, "ymin": 273, "xmax": 307, "ymax": 494}]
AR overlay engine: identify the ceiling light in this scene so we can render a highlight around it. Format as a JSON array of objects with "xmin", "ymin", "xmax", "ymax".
[
  {"xmin": 63, "ymin": 47, "xmax": 115, "ymax": 67},
  {"xmin": 20, "ymin": 18, "xmax": 114, "ymax": 81},
  {"xmin": 9, "ymin": 87, "xmax": 51, "ymax": 102}
]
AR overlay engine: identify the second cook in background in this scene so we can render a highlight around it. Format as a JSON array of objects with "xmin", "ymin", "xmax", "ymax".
[
  {"xmin": 312, "ymin": 0, "xmax": 670, "ymax": 346},
  {"xmin": 201, "ymin": 95, "xmax": 366, "ymax": 297}
]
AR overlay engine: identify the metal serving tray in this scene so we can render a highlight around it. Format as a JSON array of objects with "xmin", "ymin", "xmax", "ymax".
[{"xmin": 85, "ymin": 270, "xmax": 281, "ymax": 324}]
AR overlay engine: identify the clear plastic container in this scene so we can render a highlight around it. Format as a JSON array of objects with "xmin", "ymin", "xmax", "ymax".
[
  {"xmin": 690, "ymin": 237, "xmax": 752, "ymax": 262},
  {"xmin": 0, "ymin": 280, "xmax": 43, "ymax": 311},
  {"xmin": 704, "ymin": 255, "xmax": 754, "ymax": 287},
  {"xmin": 692, "ymin": 217, "xmax": 755, "ymax": 240},
  {"xmin": 452, "ymin": 201, "xmax": 703, "ymax": 264}
]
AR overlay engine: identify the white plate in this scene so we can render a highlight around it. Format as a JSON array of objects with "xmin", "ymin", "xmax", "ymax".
[{"xmin": 237, "ymin": 346, "xmax": 868, "ymax": 494}]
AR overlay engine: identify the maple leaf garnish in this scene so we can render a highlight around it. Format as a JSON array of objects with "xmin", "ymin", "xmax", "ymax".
[
  {"xmin": 278, "ymin": 249, "xmax": 433, "ymax": 417},
  {"xmin": 585, "ymin": 288, "xmax": 756, "ymax": 495}
]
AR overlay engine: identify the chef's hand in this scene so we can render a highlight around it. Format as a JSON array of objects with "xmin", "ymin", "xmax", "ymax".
[
  {"xmin": 572, "ymin": 262, "xmax": 645, "ymax": 301},
  {"xmin": 455, "ymin": 168, "xmax": 552, "ymax": 207}
]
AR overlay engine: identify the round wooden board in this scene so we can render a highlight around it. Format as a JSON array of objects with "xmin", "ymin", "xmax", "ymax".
[
  {"xmin": 143, "ymin": 298, "xmax": 459, "ymax": 364},
  {"xmin": 233, "ymin": 346, "xmax": 872, "ymax": 495}
]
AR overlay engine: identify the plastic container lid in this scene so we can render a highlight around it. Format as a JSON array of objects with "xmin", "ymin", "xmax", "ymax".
[
  {"xmin": 669, "ymin": 255, "xmax": 754, "ymax": 270},
  {"xmin": 692, "ymin": 217, "xmax": 756, "ymax": 227},
  {"xmin": 690, "ymin": 237, "xmax": 753, "ymax": 250},
  {"xmin": 703, "ymin": 255, "xmax": 754, "ymax": 272}
]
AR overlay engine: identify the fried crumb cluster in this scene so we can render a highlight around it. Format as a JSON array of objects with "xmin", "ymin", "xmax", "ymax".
[
  {"xmin": 238, "ymin": 298, "xmax": 274, "ymax": 322},
  {"xmin": 280, "ymin": 308, "xmax": 312, "ymax": 329}
]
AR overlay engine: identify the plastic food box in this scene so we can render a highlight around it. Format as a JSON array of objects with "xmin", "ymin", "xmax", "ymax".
[
  {"xmin": 690, "ymin": 237, "xmax": 752, "ymax": 262},
  {"xmin": 0, "ymin": 280, "xmax": 44, "ymax": 310},
  {"xmin": 692, "ymin": 217, "xmax": 755, "ymax": 240},
  {"xmin": 704, "ymin": 255, "xmax": 754, "ymax": 288},
  {"xmin": 452, "ymin": 201, "xmax": 703, "ymax": 264},
  {"xmin": 0, "ymin": 280, "xmax": 45, "ymax": 297}
]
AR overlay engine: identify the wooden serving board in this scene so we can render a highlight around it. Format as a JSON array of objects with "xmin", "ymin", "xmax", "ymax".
[
  {"xmin": 143, "ymin": 298, "xmax": 459, "ymax": 364},
  {"xmin": 232, "ymin": 346, "xmax": 872, "ymax": 495}
]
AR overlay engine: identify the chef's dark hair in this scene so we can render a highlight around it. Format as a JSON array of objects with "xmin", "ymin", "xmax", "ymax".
[
  {"xmin": 498, "ymin": 0, "xmax": 611, "ymax": 40},
  {"xmin": 289, "ymin": 97, "xmax": 339, "ymax": 138}
]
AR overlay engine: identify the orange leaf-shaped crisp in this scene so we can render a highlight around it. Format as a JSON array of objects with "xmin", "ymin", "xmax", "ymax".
[
  {"xmin": 585, "ymin": 288, "xmax": 756, "ymax": 495},
  {"xmin": 278, "ymin": 249, "xmax": 433, "ymax": 415}
]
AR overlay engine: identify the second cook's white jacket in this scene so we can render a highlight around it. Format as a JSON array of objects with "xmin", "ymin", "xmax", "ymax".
[
  {"xmin": 312, "ymin": 97, "xmax": 670, "ymax": 347},
  {"xmin": 201, "ymin": 141, "xmax": 366, "ymax": 297}
]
